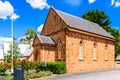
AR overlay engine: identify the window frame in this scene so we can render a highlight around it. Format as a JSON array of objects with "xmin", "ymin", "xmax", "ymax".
[
  {"xmin": 105, "ymin": 44, "xmax": 108, "ymax": 61},
  {"xmin": 79, "ymin": 40, "xmax": 84, "ymax": 60},
  {"xmin": 93, "ymin": 43, "xmax": 97, "ymax": 60}
]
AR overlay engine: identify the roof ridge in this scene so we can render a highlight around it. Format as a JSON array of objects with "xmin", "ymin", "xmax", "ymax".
[{"xmin": 39, "ymin": 35, "xmax": 51, "ymax": 38}]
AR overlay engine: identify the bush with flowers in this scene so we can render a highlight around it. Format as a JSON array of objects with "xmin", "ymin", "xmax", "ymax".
[
  {"xmin": 0, "ymin": 62, "xmax": 11, "ymax": 74},
  {"xmin": 21, "ymin": 59, "xmax": 34, "ymax": 71}
]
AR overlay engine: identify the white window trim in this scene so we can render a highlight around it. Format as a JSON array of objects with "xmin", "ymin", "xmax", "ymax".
[
  {"xmin": 93, "ymin": 43, "xmax": 97, "ymax": 60},
  {"xmin": 79, "ymin": 41, "xmax": 83, "ymax": 60},
  {"xmin": 105, "ymin": 45, "xmax": 108, "ymax": 61}
]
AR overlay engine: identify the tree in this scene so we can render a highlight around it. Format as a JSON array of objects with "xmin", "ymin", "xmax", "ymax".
[
  {"xmin": 6, "ymin": 40, "xmax": 21, "ymax": 63},
  {"xmin": 20, "ymin": 28, "xmax": 37, "ymax": 44},
  {"xmin": 82, "ymin": 10, "xmax": 111, "ymax": 27},
  {"xmin": 104, "ymin": 26, "xmax": 120, "ymax": 57},
  {"xmin": 82, "ymin": 10, "xmax": 120, "ymax": 57}
]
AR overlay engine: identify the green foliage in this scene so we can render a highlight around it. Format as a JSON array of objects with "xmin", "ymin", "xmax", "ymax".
[
  {"xmin": 33, "ymin": 62, "xmax": 43, "ymax": 72},
  {"xmin": 82, "ymin": 10, "xmax": 120, "ymax": 57},
  {"xmin": 0, "ymin": 63, "xmax": 11, "ymax": 74},
  {"xmin": 23, "ymin": 61, "xmax": 66, "ymax": 74},
  {"xmin": 6, "ymin": 41, "xmax": 21, "ymax": 63},
  {"xmin": 24, "ymin": 70, "xmax": 52, "ymax": 80},
  {"xmin": 27, "ymin": 71, "xmax": 53, "ymax": 79},
  {"xmin": 5, "ymin": 75, "xmax": 13, "ymax": 80},
  {"xmin": 19, "ymin": 28, "xmax": 37, "ymax": 44},
  {"xmin": 13, "ymin": 60, "xmax": 22, "ymax": 67},
  {"xmin": 104, "ymin": 26, "xmax": 120, "ymax": 57},
  {"xmin": 82, "ymin": 10, "xmax": 111, "ymax": 27},
  {"xmin": 0, "ymin": 64, "xmax": 7, "ymax": 74},
  {"xmin": 46, "ymin": 62, "xmax": 66, "ymax": 74},
  {"xmin": 32, "ymin": 61, "xmax": 66, "ymax": 74},
  {"xmin": 21, "ymin": 60, "xmax": 33, "ymax": 71}
]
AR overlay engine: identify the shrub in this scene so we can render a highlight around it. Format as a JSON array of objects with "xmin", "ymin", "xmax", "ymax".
[
  {"xmin": 0, "ymin": 63, "xmax": 8, "ymax": 74},
  {"xmin": 4, "ymin": 63, "xmax": 11, "ymax": 69},
  {"xmin": 46, "ymin": 61, "xmax": 66, "ymax": 74},
  {"xmin": 5, "ymin": 75, "xmax": 13, "ymax": 80},
  {"xmin": 21, "ymin": 60, "xmax": 33, "ymax": 71},
  {"xmin": 28, "ymin": 71, "xmax": 53, "ymax": 79},
  {"xmin": 33, "ymin": 62, "xmax": 43, "ymax": 72},
  {"xmin": 13, "ymin": 60, "xmax": 22, "ymax": 67},
  {"xmin": 24, "ymin": 70, "xmax": 53, "ymax": 80}
]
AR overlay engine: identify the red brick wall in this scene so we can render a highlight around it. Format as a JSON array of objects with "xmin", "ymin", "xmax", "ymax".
[
  {"xmin": 50, "ymin": 30, "xmax": 66, "ymax": 61},
  {"xmin": 40, "ymin": 45, "xmax": 56, "ymax": 62},
  {"xmin": 41, "ymin": 8, "xmax": 67, "ymax": 36},
  {"xmin": 66, "ymin": 30, "xmax": 115, "ymax": 73},
  {"xmin": 41, "ymin": 8, "xmax": 67, "ymax": 61},
  {"xmin": 30, "ymin": 36, "xmax": 56, "ymax": 62}
]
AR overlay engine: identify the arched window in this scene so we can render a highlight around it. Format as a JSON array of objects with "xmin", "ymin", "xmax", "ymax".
[
  {"xmin": 79, "ymin": 41, "xmax": 83, "ymax": 60},
  {"xmin": 105, "ymin": 44, "xmax": 108, "ymax": 61},
  {"xmin": 93, "ymin": 43, "xmax": 97, "ymax": 60}
]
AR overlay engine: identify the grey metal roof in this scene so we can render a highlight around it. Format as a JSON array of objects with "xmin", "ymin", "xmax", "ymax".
[
  {"xmin": 116, "ymin": 55, "xmax": 120, "ymax": 61},
  {"xmin": 22, "ymin": 47, "xmax": 33, "ymax": 57},
  {"xmin": 56, "ymin": 10, "xmax": 114, "ymax": 39},
  {"xmin": 37, "ymin": 35, "xmax": 56, "ymax": 45},
  {"xmin": 0, "ymin": 49, "xmax": 3, "ymax": 60}
]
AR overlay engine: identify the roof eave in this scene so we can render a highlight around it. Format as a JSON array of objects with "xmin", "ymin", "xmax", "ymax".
[
  {"xmin": 41, "ymin": 43, "xmax": 56, "ymax": 46},
  {"xmin": 68, "ymin": 27, "xmax": 115, "ymax": 42}
]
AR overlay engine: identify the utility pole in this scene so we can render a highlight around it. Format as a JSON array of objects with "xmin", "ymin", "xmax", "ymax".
[{"xmin": 11, "ymin": 19, "xmax": 14, "ymax": 73}]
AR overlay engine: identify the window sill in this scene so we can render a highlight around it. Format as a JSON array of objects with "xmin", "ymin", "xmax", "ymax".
[{"xmin": 79, "ymin": 58, "xmax": 84, "ymax": 61}]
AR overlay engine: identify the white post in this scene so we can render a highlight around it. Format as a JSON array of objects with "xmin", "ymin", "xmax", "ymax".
[
  {"xmin": 2, "ymin": 41, "xmax": 4, "ymax": 62},
  {"xmin": 11, "ymin": 19, "xmax": 14, "ymax": 73}
]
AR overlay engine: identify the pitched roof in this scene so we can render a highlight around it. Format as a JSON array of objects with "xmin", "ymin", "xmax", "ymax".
[
  {"xmin": 55, "ymin": 9, "xmax": 114, "ymax": 39},
  {"xmin": 37, "ymin": 35, "xmax": 56, "ymax": 45},
  {"xmin": 22, "ymin": 47, "xmax": 33, "ymax": 57}
]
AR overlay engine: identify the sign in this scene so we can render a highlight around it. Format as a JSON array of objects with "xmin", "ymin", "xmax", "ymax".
[{"xmin": 14, "ymin": 67, "xmax": 24, "ymax": 80}]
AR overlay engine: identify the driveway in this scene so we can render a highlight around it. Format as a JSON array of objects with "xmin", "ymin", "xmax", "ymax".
[{"xmin": 40, "ymin": 70, "xmax": 120, "ymax": 80}]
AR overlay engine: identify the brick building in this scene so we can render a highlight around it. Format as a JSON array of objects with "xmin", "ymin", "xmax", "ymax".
[{"xmin": 29, "ymin": 7, "xmax": 115, "ymax": 73}]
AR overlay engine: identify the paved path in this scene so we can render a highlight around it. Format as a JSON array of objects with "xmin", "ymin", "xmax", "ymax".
[{"xmin": 40, "ymin": 70, "xmax": 120, "ymax": 80}]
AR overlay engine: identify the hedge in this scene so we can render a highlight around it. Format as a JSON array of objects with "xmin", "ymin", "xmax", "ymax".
[{"xmin": 46, "ymin": 61, "xmax": 66, "ymax": 74}]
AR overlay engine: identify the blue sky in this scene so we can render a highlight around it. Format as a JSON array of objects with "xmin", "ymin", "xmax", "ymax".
[{"xmin": 0, "ymin": 0, "xmax": 120, "ymax": 42}]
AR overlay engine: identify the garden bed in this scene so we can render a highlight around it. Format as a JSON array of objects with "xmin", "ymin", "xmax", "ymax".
[{"xmin": 0, "ymin": 61, "xmax": 66, "ymax": 80}]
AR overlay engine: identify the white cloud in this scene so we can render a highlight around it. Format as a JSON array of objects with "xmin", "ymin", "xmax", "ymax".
[
  {"xmin": 65, "ymin": 0, "xmax": 81, "ymax": 6},
  {"xmin": 0, "ymin": 1, "xmax": 14, "ymax": 19},
  {"xmin": 111, "ymin": 0, "xmax": 114, "ymax": 5},
  {"xmin": 26, "ymin": 0, "xmax": 50, "ymax": 10},
  {"xmin": 0, "ymin": 1, "xmax": 20, "ymax": 20},
  {"xmin": 111, "ymin": 0, "xmax": 120, "ymax": 7},
  {"xmin": 115, "ymin": 1, "xmax": 120, "ymax": 7},
  {"xmin": 10, "ymin": 13, "xmax": 20, "ymax": 20},
  {"xmin": 37, "ymin": 24, "xmax": 44, "ymax": 32},
  {"xmin": 88, "ymin": 0, "xmax": 96, "ymax": 4}
]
